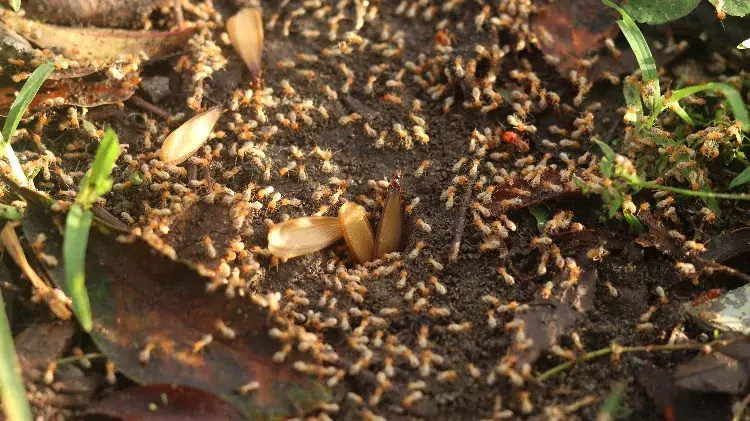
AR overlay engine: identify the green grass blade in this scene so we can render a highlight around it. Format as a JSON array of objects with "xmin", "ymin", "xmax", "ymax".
[
  {"xmin": 603, "ymin": 0, "xmax": 660, "ymax": 109},
  {"xmin": 88, "ymin": 128, "xmax": 120, "ymax": 193},
  {"xmin": 623, "ymin": 211, "xmax": 645, "ymax": 233},
  {"xmin": 730, "ymin": 167, "xmax": 750, "ymax": 188},
  {"xmin": 528, "ymin": 204, "xmax": 550, "ymax": 232},
  {"xmin": 623, "ymin": 80, "xmax": 644, "ymax": 124},
  {"xmin": 1, "ymin": 139, "xmax": 28, "ymax": 186},
  {"xmin": 77, "ymin": 128, "xmax": 119, "ymax": 206},
  {"xmin": 594, "ymin": 139, "xmax": 616, "ymax": 178},
  {"xmin": 597, "ymin": 381, "xmax": 627, "ymax": 421},
  {"xmin": 668, "ymin": 83, "xmax": 750, "ymax": 131},
  {"xmin": 2, "ymin": 62, "xmax": 54, "ymax": 142},
  {"xmin": 669, "ymin": 102, "xmax": 694, "ymax": 125},
  {"xmin": 64, "ymin": 205, "xmax": 93, "ymax": 332},
  {"xmin": 0, "ymin": 288, "xmax": 33, "ymax": 421},
  {"xmin": 0, "ymin": 204, "xmax": 23, "ymax": 220}
]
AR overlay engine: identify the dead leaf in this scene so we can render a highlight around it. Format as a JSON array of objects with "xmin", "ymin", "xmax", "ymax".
[
  {"xmin": 489, "ymin": 168, "xmax": 581, "ymax": 215},
  {"xmin": 2, "ymin": 12, "xmax": 196, "ymax": 64},
  {"xmin": 636, "ymin": 212, "xmax": 682, "ymax": 257},
  {"xmin": 637, "ymin": 367, "xmax": 733, "ymax": 421},
  {"xmin": 10, "ymin": 184, "xmax": 331, "ymax": 419},
  {"xmin": 21, "ymin": 0, "xmax": 171, "ymax": 29},
  {"xmin": 0, "ymin": 69, "xmax": 140, "ymax": 114},
  {"xmin": 164, "ymin": 201, "xmax": 237, "ymax": 271},
  {"xmin": 673, "ymin": 337, "xmax": 750, "ymax": 394},
  {"xmin": 701, "ymin": 227, "xmax": 750, "ymax": 263},
  {"xmin": 514, "ymin": 300, "xmax": 580, "ymax": 365},
  {"xmin": 530, "ymin": 0, "xmax": 619, "ymax": 75},
  {"xmin": 15, "ymin": 321, "xmax": 76, "ymax": 380},
  {"xmin": 86, "ymin": 384, "xmax": 245, "ymax": 421},
  {"xmin": 557, "ymin": 255, "xmax": 597, "ymax": 313}
]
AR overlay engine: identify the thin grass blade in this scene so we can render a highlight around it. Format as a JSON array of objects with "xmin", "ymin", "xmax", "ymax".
[
  {"xmin": 64, "ymin": 204, "xmax": 93, "ymax": 331},
  {"xmin": 669, "ymin": 102, "xmax": 694, "ymax": 125},
  {"xmin": 622, "ymin": 80, "xmax": 643, "ymax": 124},
  {"xmin": 88, "ymin": 128, "xmax": 121, "ymax": 194},
  {"xmin": 603, "ymin": 0, "xmax": 660, "ymax": 109},
  {"xmin": 730, "ymin": 167, "xmax": 750, "ymax": 189},
  {"xmin": 2, "ymin": 61, "xmax": 55, "ymax": 142},
  {"xmin": 668, "ymin": 83, "xmax": 749, "ymax": 131},
  {"xmin": 0, "ymin": 279, "xmax": 33, "ymax": 421}
]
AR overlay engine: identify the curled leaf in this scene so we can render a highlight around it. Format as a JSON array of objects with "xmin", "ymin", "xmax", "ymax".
[
  {"xmin": 0, "ymin": 69, "xmax": 140, "ymax": 114},
  {"xmin": 159, "ymin": 108, "xmax": 222, "ymax": 165},
  {"xmin": 2, "ymin": 13, "xmax": 196, "ymax": 64},
  {"xmin": 226, "ymin": 8, "xmax": 264, "ymax": 76}
]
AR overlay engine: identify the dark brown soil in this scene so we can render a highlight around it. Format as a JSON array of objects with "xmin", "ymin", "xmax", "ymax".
[{"xmin": 3, "ymin": 0, "xmax": 750, "ymax": 420}]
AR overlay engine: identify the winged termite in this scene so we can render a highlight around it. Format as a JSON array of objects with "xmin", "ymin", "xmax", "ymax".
[
  {"xmin": 339, "ymin": 202, "xmax": 375, "ymax": 264},
  {"xmin": 159, "ymin": 107, "xmax": 222, "ymax": 165},
  {"xmin": 375, "ymin": 170, "xmax": 404, "ymax": 257},
  {"xmin": 267, "ymin": 217, "xmax": 343, "ymax": 259}
]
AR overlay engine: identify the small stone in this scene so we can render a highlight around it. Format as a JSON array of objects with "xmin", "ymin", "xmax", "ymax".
[{"xmin": 140, "ymin": 76, "xmax": 171, "ymax": 103}]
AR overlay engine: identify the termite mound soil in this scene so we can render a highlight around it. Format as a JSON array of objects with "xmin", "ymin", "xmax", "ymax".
[{"xmin": 11, "ymin": 0, "xmax": 750, "ymax": 420}]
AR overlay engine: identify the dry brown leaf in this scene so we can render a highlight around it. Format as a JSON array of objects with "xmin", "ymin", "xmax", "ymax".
[
  {"xmin": 226, "ymin": 8, "xmax": 264, "ymax": 76},
  {"xmin": 22, "ymin": 0, "xmax": 171, "ymax": 29},
  {"xmin": 159, "ymin": 108, "xmax": 222, "ymax": 165},
  {"xmin": 1, "ymin": 12, "xmax": 196, "ymax": 64},
  {"xmin": 489, "ymin": 167, "xmax": 581, "ymax": 215},
  {"xmin": 673, "ymin": 337, "xmax": 750, "ymax": 394},
  {"xmin": 530, "ymin": 0, "xmax": 619, "ymax": 75}
]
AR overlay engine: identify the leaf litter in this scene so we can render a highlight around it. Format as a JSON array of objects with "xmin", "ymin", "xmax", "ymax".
[
  {"xmin": 0, "ymin": 0, "xmax": 748, "ymax": 419},
  {"xmin": 7, "ymin": 183, "xmax": 331, "ymax": 419},
  {"xmin": 86, "ymin": 384, "xmax": 245, "ymax": 421}
]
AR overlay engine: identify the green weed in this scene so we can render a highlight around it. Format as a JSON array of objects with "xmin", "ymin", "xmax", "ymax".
[{"xmin": 64, "ymin": 128, "xmax": 120, "ymax": 332}]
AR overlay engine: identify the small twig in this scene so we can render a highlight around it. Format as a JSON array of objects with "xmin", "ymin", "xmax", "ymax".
[
  {"xmin": 174, "ymin": 0, "xmax": 185, "ymax": 29},
  {"xmin": 449, "ymin": 176, "xmax": 477, "ymax": 262},
  {"xmin": 695, "ymin": 255, "xmax": 750, "ymax": 283},
  {"xmin": 127, "ymin": 95, "xmax": 171, "ymax": 119},
  {"xmin": 732, "ymin": 390, "xmax": 750, "ymax": 421},
  {"xmin": 56, "ymin": 353, "xmax": 105, "ymax": 366},
  {"xmin": 536, "ymin": 337, "xmax": 737, "ymax": 382}
]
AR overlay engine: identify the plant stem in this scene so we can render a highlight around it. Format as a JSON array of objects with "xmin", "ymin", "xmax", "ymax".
[
  {"xmin": 56, "ymin": 353, "xmax": 105, "ymax": 366},
  {"xmin": 634, "ymin": 180, "xmax": 750, "ymax": 200},
  {"xmin": 1, "ymin": 143, "xmax": 27, "ymax": 188},
  {"xmin": 0, "ymin": 290, "xmax": 33, "ymax": 421},
  {"xmin": 733, "ymin": 390, "xmax": 750, "ymax": 421},
  {"xmin": 536, "ymin": 338, "xmax": 736, "ymax": 382}
]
